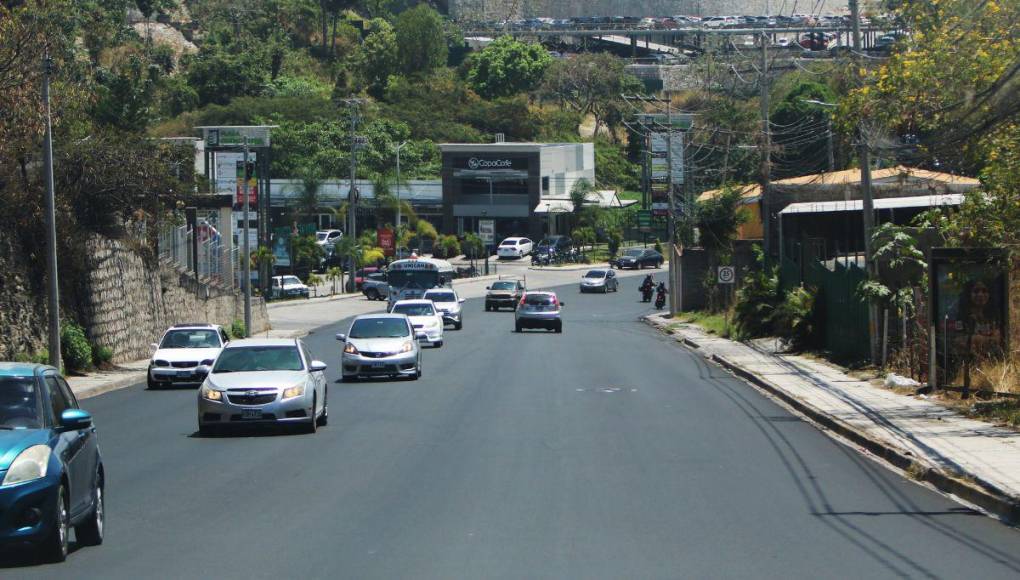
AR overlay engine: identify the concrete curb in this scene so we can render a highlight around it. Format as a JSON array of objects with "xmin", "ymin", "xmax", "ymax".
[
  {"xmin": 642, "ymin": 315, "xmax": 1020, "ymax": 524},
  {"xmin": 73, "ymin": 371, "xmax": 148, "ymax": 400},
  {"xmin": 529, "ymin": 262, "xmax": 611, "ymax": 272},
  {"xmin": 267, "ymin": 292, "xmax": 364, "ymax": 310}
]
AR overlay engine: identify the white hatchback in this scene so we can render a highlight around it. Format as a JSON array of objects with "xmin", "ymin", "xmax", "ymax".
[
  {"xmin": 390, "ymin": 299, "xmax": 445, "ymax": 347},
  {"xmin": 497, "ymin": 237, "xmax": 533, "ymax": 259}
]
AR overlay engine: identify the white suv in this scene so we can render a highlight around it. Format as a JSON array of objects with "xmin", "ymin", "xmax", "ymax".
[
  {"xmin": 497, "ymin": 237, "xmax": 533, "ymax": 259},
  {"xmin": 148, "ymin": 323, "xmax": 228, "ymax": 389},
  {"xmin": 271, "ymin": 275, "xmax": 310, "ymax": 299}
]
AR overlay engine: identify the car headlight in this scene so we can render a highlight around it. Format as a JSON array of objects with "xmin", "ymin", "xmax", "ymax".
[
  {"xmin": 200, "ymin": 358, "xmax": 215, "ymax": 366},
  {"xmin": 282, "ymin": 384, "xmax": 305, "ymax": 400},
  {"xmin": 343, "ymin": 342, "xmax": 360, "ymax": 355},
  {"xmin": 201, "ymin": 386, "xmax": 223, "ymax": 401},
  {"xmin": 154, "ymin": 359, "xmax": 169, "ymax": 367},
  {"xmin": 2, "ymin": 445, "xmax": 50, "ymax": 487},
  {"xmin": 400, "ymin": 341, "xmax": 414, "ymax": 353}
]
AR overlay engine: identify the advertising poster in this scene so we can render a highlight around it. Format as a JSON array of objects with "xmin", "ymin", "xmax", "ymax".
[
  {"xmin": 378, "ymin": 228, "xmax": 395, "ymax": 256},
  {"xmin": 272, "ymin": 226, "xmax": 292, "ymax": 268},
  {"xmin": 931, "ymin": 249, "xmax": 1007, "ymax": 385}
]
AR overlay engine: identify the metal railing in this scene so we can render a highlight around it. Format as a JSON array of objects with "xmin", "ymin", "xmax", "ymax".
[{"xmin": 158, "ymin": 224, "xmax": 236, "ymax": 290}]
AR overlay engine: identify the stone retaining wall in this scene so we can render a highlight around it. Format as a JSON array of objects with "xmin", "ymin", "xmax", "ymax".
[{"xmin": 81, "ymin": 236, "xmax": 269, "ymax": 363}]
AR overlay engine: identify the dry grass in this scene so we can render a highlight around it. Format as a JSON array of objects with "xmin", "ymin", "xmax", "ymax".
[{"xmin": 968, "ymin": 358, "xmax": 1020, "ymax": 395}]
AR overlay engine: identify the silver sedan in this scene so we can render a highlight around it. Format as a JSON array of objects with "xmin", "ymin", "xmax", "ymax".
[
  {"xmin": 196, "ymin": 338, "xmax": 328, "ymax": 434},
  {"xmin": 337, "ymin": 314, "xmax": 424, "ymax": 382},
  {"xmin": 579, "ymin": 269, "xmax": 619, "ymax": 293}
]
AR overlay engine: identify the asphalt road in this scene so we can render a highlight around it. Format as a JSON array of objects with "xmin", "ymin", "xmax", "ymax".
[{"xmin": 7, "ymin": 276, "xmax": 1020, "ymax": 578}]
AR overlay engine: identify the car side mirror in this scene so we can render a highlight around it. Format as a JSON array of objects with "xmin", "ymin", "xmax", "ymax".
[
  {"xmin": 310, "ymin": 360, "xmax": 328, "ymax": 373},
  {"xmin": 150, "ymin": 343, "xmax": 159, "ymax": 350},
  {"xmin": 459, "ymin": 298, "xmax": 465, "ymax": 303},
  {"xmin": 335, "ymin": 333, "xmax": 347, "ymax": 342},
  {"xmin": 415, "ymin": 332, "xmax": 428, "ymax": 341},
  {"xmin": 559, "ymin": 301, "xmax": 565, "ymax": 307},
  {"xmin": 59, "ymin": 409, "xmax": 92, "ymax": 431},
  {"xmin": 485, "ymin": 286, "xmax": 490, "ymax": 290},
  {"xmin": 195, "ymin": 365, "xmax": 211, "ymax": 379}
]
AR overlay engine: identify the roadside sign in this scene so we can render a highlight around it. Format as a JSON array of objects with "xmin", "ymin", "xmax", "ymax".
[
  {"xmin": 637, "ymin": 210, "xmax": 652, "ymax": 227},
  {"xmin": 201, "ymin": 126, "xmax": 273, "ymax": 148},
  {"xmin": 478, "ymin": 219, "xmax": 495, "ymax": 244},
  {"xmin": 717, "ymin": 266, "xmax": 736, "ymax": 284},
  {"xmin": 378, "ymin": 228, "xmax": 395, "ymax": 256}
]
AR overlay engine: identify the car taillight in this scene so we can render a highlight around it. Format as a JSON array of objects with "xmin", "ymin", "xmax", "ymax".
[{"xmin": 552, "ymin": 297, "xmax": 559, "ymax": 307}]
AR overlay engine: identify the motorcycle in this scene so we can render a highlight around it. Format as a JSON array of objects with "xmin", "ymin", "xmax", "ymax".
[
  {"xmin": 641, "ymin": 285, "xmax": 653, "ymax": 303},
  {"xmin": 655, "ymin": 287, "xmax": 667, "ymax": 310}
]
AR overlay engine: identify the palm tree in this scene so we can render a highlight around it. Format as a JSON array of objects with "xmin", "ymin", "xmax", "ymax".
[
  {"xmin": 372, "ymin": 170, "xmax": 417, "ymax": 228},
  {"xmin": 570, "ymin": 178, "xmax": 597, "ymax": 231},
  {"xmin": 334, "ymin": 235, "xmax": 363, "ymax": 292},
  {"xmin": 250, "ymin": 246, "xmax": 276, "ymax": 295},
  {"xmin": 326, "ymin": 266, "xmax": 343, "ymax": 295}
]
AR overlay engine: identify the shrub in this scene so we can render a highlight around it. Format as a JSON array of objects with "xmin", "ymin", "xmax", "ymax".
[
  {"xmin": 772, "ymin": 285, "xmax": 818, "ymax": 351},
  {"xmin": 92, "ymin": 344, "xmax": 114, "ymax": 366},
  {"xmin": 654, "ymin": 239, "xmax": 664, "ymax": 254},
  {"xmin": 607, "ymin": 229, "xmax": 623, "ymax": 256},
  {"xmin": 438, "ymin": 235, "xmax": 461, "ymax": 259},
  {"xmin": 734, "ymin": 267, "xmax": 782, "ymax": 339},
  {"xmin": 61, "ymin": 322, "xmax": 93, "ymax": 371},
  {"xmin": 13, "ymin": 350, "xmax": 48, "ymax": 364},
  {"xmin": 229, "ymin": 320, "xmax": 246, "ymax": 340}
]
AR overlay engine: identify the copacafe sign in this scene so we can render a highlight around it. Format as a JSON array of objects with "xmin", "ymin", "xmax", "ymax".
[{"xmin": 457, "ymin": 156, "xmax": 527, "ymax": 171}]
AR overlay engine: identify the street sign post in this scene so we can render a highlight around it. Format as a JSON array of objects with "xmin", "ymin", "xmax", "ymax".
[
  {"xmin": 478, "ymin": 219, "xmax": 495, "ymax": 244},
  {"xmin": 717, "ymin": 266, "xmax": 736, "ymax": 284}
]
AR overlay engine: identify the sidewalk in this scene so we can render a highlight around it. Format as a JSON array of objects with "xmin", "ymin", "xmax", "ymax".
[{"xmin": 645, "ymin": 313, "xmax": 1020, "ymax": 523}]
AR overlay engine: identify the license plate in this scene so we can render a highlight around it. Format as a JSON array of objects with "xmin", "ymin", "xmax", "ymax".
[
  {"xmin": 241, "ymin": 409, "xmax": 262, "ymax": 420},
  {"xmin": 370, "ymin": 363, "xmax": 385, "ymax": 369},
  {"xmin": 177, "ymin": 371, "xmax": 193, "ymax": 378}
]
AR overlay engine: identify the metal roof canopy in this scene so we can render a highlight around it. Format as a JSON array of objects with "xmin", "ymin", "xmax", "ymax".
[
  {"xmin": 195, "ymin": 125, "xmax": 278, "ymax": 149},
  {"xmin": 779, "ymin": 194, "xmax": 964, "ymax": 215}
]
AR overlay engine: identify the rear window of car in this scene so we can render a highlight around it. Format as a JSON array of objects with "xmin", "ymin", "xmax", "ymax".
[
  {"xmin": 624, "ymin": 249, "xmax": 642, "ymax": 257},
  {"xmin": 500, "ymin": 240, "xmax": 516, "ymax": 246},
  {"xmin": 524, "ymin": 294, "xmax": 555, "ymax": 306},
  {"xmin": 426, "ymin": 292, "xmax": 456, "ymax": 302},
  {"xmin": 393, "ymin": 303, "xmax": 436, "ymax": 317}
]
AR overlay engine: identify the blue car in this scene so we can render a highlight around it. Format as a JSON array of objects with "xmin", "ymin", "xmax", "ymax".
[{"xmin": 0, "ymin": 363, "xmax": 104, "ymax": 562}]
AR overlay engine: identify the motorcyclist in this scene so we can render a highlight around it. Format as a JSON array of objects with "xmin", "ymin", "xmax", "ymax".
[
  {"xmin": 655, "ymin": 282, "xmax": 668, "ymax": 309},
  {"xmin": 640, "ymin": 275, "xmax": 654, "ymax": 302}
]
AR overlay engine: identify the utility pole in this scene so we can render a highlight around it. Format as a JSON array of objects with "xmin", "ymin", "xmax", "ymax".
[
  {"xmin": 42, "ymin": 53, "xmax": 61, "ymax": 369},
  {"xmin": 759, "ymin": 32, "xmax": 773, "ymax": 261},
  {"xmin": 344, "ymin": 99, "xmax": 363, "ymax": 291},
  {"xmin": 826, "ymin": 117, "xmax": 835, "ymax": 172},
  {"xmin": 851, "ymin": 0, "xmax": 880, "ymax": 364},
  {"xmin": 394, "ymin": 141, "xmax": 408, "ymax": 229},
  {"xmin": 242, "ymin": 136, "xmax": 252, "ymax": 337}
]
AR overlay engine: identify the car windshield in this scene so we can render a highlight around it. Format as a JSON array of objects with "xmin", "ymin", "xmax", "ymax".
[
  {"xmin": 212, "ymin": 346, "xmax": 303, "ymax": 373},
  {"xmin": 491, "ymin": 282, "xmax": 516, "ymax": 291},
  {"xmin": 426, "ymin": 292, "xmax": 456, "ymax": 303},
  {"xmin": 316, "ymin": 232, "xmax": 328, "ymax": 241},
  {"xmin": 393, "ymin": 303, "xmax": 436, "ymax": 317},
  {"xmin": 624, "ymin": 249, "xmax": 643, "ymax": 257},
  {"xmin": 160, "ymin": 329, "xmax": 220, "ymax": 349},
  {"xmin": 0, "ymin": 377, "xmax": 41, "ymax": 430},
  {"xmin": 584, "ymin": 270, "xmax": 606, "ymax": 279},
  {"xmin": 524, "ymin": 294, "xmax": 555, "ymax": 306},
  {"xmin": 349, "ymin": 318, "xmax": 411, "ymax": 339},
  {"xmin": 282, "ymin": 276, "xmax": 301, "ymax": 285}
]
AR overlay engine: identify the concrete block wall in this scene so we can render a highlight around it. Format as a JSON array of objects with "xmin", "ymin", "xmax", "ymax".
[
  {"xmin": 82, "ymin": 236, "xmax": 268, "ymax": 363},
  {"xmin": 0, "ymin": 234, "xmax": 48, "ymax": 360}
]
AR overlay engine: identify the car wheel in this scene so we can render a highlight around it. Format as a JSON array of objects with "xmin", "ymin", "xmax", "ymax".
[
  {"xmin": 656, "ymin": 261, "xmax": 662, "ymax": 268},
  {"xmin": 515, "ymin": 322, "xmax": 523, "ymax": 333},
  {"xmin": 147, "ymin": 372, "xmax": 159, "ymax": 390},
  {"xmin": 366, "ymin": 288, "xmax": 379, "ymax": 300},
  {"xmin": 75, "ymin": 469, "xmax": 104, "ymax": 546},
  {"xmin": 555, "ymin": 323, "xmax": 563, "ymax": 333},
  {"xmin": 434, "ymin": 340, "xmax": 443, "ymax": 348},
  {"xmin": 602, "ymin": 285, "xmax": 608, "ymax": 294},
  {"xmin": 454, "ymin": 321, "xmax": 462, "ymax": 330},
  {"xmin": 343, "ymin": 374, "xmax": 359, "ymax": 383},
  {"xmin": 485, "ymin": 303, "xmax": 492, "ymax": 312},
  {"xmin": 43, "ymin": 484, "xmax": 69, "ymax": 562},
  {"xmin": 317, "ymin": 389, "xmax": 329, "ymax": 426},
  {"xmin": 198, "ymin": 422, "xmax": 218, "ymax": 436},
  {"xmin": 304, "ymin": 394, "xmax": 318, "ymax": 434}
]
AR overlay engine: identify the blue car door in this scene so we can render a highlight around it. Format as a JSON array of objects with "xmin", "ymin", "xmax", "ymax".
[
  {"xmin": 44, "ymin": 375, "xmax": 90, "ymax": 515},
  {"xmin": 58, "ymin": 375, "xmax": 98, "ymax": 513}
]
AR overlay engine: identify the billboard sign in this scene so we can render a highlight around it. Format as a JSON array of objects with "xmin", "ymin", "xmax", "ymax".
[{"xmin": 930, "ymin": 248, "xmax": 1008, "ymax": 387}]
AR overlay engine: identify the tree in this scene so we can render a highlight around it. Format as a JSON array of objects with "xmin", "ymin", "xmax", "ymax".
[
  {"xmin": 771, "ymin": 80, "xmax": 839, "ymax": 178},
  {"xmin": 184, "ymin": 45, "xmax": 268, "ymax": 107},
  {"xmin": 572, "ymin": 226, "xmax": 596, "ymax": 259},
  {"xmin": 569, "ymin": 178, "xmax": 598, "ymax": 230},
  {"xmin": 840, "ymin": 0, "xmax": 1020, "ymax": 174},
  {"xmin": 462, "ymin": 233, "xmax": 483, "ymax": 266},
  {"xmin": 326, "ymin": 266, "xmax": 343, "ymax": 295},
  {"xmin": 394, "ymin": 4, "xmax": 447, "ymax": 77},
  {"xmin": 466, "ymin": 36, "xmax": 552, "ymax": 99},
  {"xmin": 354, "ymin": 19, "xmax": 399, "ymax": 97},
  {"xmin": 540, "ymin": 53, "xmax": 643, "ymax": 141}
]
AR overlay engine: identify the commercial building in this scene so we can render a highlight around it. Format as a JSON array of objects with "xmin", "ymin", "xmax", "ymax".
[{"xmin": 440, "ymin": 142, "xmax": 595, "ymax": 242}]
